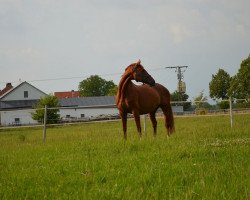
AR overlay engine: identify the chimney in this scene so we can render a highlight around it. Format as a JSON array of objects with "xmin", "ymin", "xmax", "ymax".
[
  {"xmin": 0, "ymin": 83, "xmax": 13, "ymax": 96},
  {"xmin": 6, "ymin": 83, "xmax": 12, "ymax": 88}
]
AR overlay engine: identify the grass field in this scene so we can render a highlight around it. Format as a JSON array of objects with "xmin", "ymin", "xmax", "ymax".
[{"xmin": 0, "ymin": 114, "xmax": 249, "ymax": 200}]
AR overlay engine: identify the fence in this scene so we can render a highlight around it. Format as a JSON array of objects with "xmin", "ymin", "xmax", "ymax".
[{"xmin": 0, "ymin": 98, "xmax": 249, "ymax": 142}]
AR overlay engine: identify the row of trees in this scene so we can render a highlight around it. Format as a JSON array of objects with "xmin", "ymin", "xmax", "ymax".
[{"xmin": 209, "ymin": 55, "xmax": 250, "ymax": 108}]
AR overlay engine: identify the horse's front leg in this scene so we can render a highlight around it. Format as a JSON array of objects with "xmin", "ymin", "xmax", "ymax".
[
  {"xmin": 119, "ymin": 111, "xmax": 127, "ymax": 140},
  {"xmin": 133, "ymin": 110, "xmax": 142, "ymax": 138}
]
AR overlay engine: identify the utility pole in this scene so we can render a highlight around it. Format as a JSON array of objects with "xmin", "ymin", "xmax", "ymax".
[{"xmin": 165, "ymin": 66, "xmax": 188, "ymax": 101}]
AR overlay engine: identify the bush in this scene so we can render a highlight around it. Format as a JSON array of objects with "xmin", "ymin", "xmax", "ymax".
[
  {"xmin": 32, "ymin": 95, "xmax": 60, "ymax": 124},
  {"xmin": 217, "ymin": 101, "xmax": 230, "ymax": 109},
  {"xmin": 234, "ymin": 101, "xmax": 250, "ymax": 108}
]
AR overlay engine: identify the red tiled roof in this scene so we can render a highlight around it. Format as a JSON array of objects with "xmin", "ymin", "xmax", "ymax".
[
  {"xmin": 0, "ymin": 83, "xmax": 13, "ymax": 96},
  {"xmin": 54, "ymin": 91, "xmax": 80, "ymax": 99}
]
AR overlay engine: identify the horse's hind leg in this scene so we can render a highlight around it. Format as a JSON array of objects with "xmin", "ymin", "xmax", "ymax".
[
  {"xmin": 133, "ymin": 110, "xmax": 142, "ymax": 138},
  {"xmin": 149, "ymin": 112, "xmax": 157, "ymax": 137}
]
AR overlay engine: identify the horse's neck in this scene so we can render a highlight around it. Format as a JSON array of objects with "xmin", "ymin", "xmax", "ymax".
[{"xmin": 117, "ymin": 72, "xmax": 133, "ymax": 106}]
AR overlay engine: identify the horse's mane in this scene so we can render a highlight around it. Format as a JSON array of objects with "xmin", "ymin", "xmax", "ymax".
[{"xmin": 116, "ymin": 65, "xmax": 134, "ymax": 106}]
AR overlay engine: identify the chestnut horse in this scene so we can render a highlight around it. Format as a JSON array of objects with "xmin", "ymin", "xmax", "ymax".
[{"xmin": 116, "ymin": 60, "xmax": 174, "ymax": 139}]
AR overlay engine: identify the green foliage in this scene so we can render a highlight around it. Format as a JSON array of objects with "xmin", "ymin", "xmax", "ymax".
[
  {"xmin": 234, "ymin": 100, "xmax": 250, "ymax": 109},
  {"xmin": 0, "ymin": 115, "xmax": 249, "ymax": 199},
  {"xmin": 107, "ymin": 85, "xmax": 118, "ymax": 96},
  {"xmin": 171, "ymin": 91, "xmax": 191, "ymax": 110},
  {"xmin": 193, "ymin": 90, "xmax": 208, "ymax": 109},
  {"xmin": 217, "ymin": 101, "xmax": 230, "ymax": 109},
  {"xmin": 78, "ymin": 75, "xmax": 116, "ymax": 97},
  {"xmin": 32, "ymin": 95, "xmax": 60, "ymax": 124},
  {"xmin": 229, "ymin": 55, "xmax": 250, "ymax": 100},
  {"xmin": 209, "ymin": 56, "xmax": 250, "ymax": 109},
  {"xmin": 171, "ymin": 90, "xmax": 189, "ymax": 101},
  {"xmin": 209, "ymin": 68, "xmax": 231, "ymax": 100}
]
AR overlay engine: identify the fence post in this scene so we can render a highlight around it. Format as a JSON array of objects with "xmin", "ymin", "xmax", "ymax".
[
  {"xmin": 229, "ymin": 97, "xmax": 233, "ymax": 128},
  {"xmin": 43, "ymin": 105, "xmax": 47, "ymax": 142},
  {"xmin": 143, "ymin": 114, "xmax": 147, "ymax": 134}
]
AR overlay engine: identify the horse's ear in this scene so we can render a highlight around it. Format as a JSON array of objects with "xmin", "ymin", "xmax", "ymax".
[{"xmin": 133, "ymin": 59, "xmax": 141, "ymax": 69}]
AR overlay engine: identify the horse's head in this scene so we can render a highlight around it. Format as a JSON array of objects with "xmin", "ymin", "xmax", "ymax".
[{"xmin": 125, "ymin": 60, "xmax": 155, "ymax": 86}]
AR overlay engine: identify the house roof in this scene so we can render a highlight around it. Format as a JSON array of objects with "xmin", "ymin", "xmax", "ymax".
[
  {"xmin": 0, "ymin": 81, "xmax": 47, "ymax": 100},
  {"xmin": 59, "ymin": 96, "xmax": 116, "ymax": 108},
  {"xmin": 0, "ymin": 81, "xmax": 47, "ymax": 110},
  {"xmin": 0, "ymin": 83, "xmax": 13, "ymax": 96},
  {"xmin": 54, "ymin": 91, "xmax": 80, "ymax": 99},
  {"xmin": 0, "ymin": 100, "xmax": 39, "ymax": 110}
]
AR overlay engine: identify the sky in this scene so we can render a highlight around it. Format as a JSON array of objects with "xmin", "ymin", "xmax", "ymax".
[{"xmin": 0, "ymin": 0, "xmax": 249, "ymax": 100}]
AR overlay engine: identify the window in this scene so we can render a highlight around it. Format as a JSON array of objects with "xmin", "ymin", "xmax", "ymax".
[
  {"xmin": 81, "ymin": 114, "xmax": 85, "ymax": 118},
  {"xmin": 14, "ymin": 118, "xmax": 20, "ymax": 125},
  {"xmin": 66, "ymin": 115, "xmax": 71, "ymax": 118},
  {"xmin": 24, "ymin": 91, "xmax": 28, "ymax": 98}
]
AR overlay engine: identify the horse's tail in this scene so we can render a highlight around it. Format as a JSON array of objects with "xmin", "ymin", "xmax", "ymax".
[
  {"xmin": 166, "ymin": 102, "xmax": 175, "ymax": 135},
  {"xmin": 157, "ymin": 83, "xmax": 175, "ymax": 135}
]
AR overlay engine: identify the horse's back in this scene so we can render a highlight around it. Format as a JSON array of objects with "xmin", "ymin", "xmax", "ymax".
[
  {"xmin": 153, "ymin": 83, "xmax": 171, "ymax": 105},
  {"xmin": 136, "ymin": 83, "xmax": 171, "ymax": 107}
]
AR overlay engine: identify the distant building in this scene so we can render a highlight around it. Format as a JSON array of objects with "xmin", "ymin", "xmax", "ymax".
[
  {"xmin": 0, "ymin": 82, "xmax": 118, "ymax": 126},
  {"xmin": 59, "ymin": 96, "xmax": 118, "ymax": 121},
  {"xmin": 0, "ymin": 82, "xmax": 47, "ymax": 126},
  {"xmin": 54, "ymin": 91, "xmax": 80, "ymax": 99}
]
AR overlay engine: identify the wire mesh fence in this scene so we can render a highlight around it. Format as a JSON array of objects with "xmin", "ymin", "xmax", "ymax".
[{"xmin": 1, "ymin": 98, "xmax": 249, "ymax": 133}]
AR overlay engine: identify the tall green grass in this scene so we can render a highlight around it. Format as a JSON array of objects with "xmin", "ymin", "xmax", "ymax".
[{"xmin": 0, "ymin": 115, "xmax": 249, "ymax": 199}]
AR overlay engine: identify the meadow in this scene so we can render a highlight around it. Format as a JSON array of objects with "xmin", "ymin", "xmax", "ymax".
[{"xmin": 0, "ymin": 114, "xmax": 249, "ymax": 200}]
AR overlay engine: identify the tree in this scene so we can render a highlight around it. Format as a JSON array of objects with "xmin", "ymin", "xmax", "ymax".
[
  {"xmin": 171, "ymin": 91, "xmax": 191, "ymax": 110},
  {"xmin": 209, "ymin": 69, "xmax": 231, "ymax": 100},
  {"xmin": 78, "ymin": 75, "xmax": 116, "ymax": 97},
  {"xmin": 229, "ymin": 55, "xmax": 250, "ymax": 100},
  {"xmin": 32, "ymin": 95, "xmax": 60, "ymax": 124},
  {"xmin": 107, "ymin": 85, "xmax": 118, "ymax": 96}
]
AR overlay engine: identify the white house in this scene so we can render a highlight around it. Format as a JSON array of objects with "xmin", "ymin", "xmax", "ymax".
[
  {"xmin": 0, "ymin": 82, "xmax": 118, "ymax": 126},
  {"xmin": 0, "ymin": 82, "xmax": 47, "ymax": 126}
]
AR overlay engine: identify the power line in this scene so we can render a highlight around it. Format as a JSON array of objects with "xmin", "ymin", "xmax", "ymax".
[
  {"xmin": 0, "ymin": 72, "xmax": 122, "ymax": 85},
  {"xmin": 0, "ymin": 67, "xmax": 166, "ymax": 85}
]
